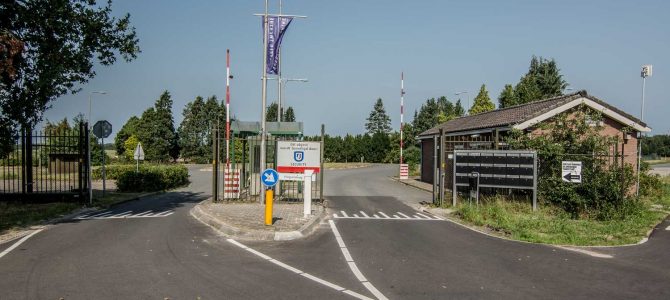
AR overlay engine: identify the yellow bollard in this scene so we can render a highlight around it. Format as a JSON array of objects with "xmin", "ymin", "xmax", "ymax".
[{"xmin": 265, "ymin": 189, "xmax": 273, "ymax": 226}]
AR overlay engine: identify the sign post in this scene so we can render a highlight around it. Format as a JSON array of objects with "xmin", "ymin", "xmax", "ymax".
[
  {"xmin": 303, "ymin": 169, "xmax": 314, "ymax": 217},
  {"xmin": 133, "ymin": 142, "xmax": 145, "ymax": 173},
  {"xmin": 561, "ymin": 161, "xmax": 582, "ymax": 183},
  {"xmin": 93, "ymin": 120, "xmax": 112, "ymax": 197},
  {"xmin": 261, "ymin": 168, "xmax": 278, "ymax": 226}
]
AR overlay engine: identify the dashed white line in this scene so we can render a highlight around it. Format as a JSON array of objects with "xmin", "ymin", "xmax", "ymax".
[
  {"xmin": 329, "ymin": 220, "xmax": 389, "ymax": 300},
  {"xmin": 360, "ymin": 211, "xmax": 369, "ymax": 218},
  {"xmin": 341, "ymin": 211, "xmax": 349, "ymax": 218},
  {"xmin": 0, "ymin": 229, "xmax": 44, "ymax": 259},
  {"xmin": 378, "ymin": 212, "xmax": 390, "ymax": 218},
  {"xmin": 397, "ymin": 212, "xmax": 410, "ymax": 219},
  {"xmin": 666, "ymin": 225, "xmax": 670, "ymax": 231},
  {"xmin": 415, "ymin": 213, "xmax": 430, "ymax": 219},
  {"xmin": 555, "ymin": 246, "xmax": 613, "ymax": 259},
  {"xmin": 226, "ymin": 238, "xmax": 373, "ymax": 300}
]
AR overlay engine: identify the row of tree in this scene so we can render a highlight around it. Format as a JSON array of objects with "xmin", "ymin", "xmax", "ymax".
[
  {"xmin": 642, "ymin": 135, "xmax": 670, "ymax": 158},
  {"xmin": 112, "ymin": 92, "xmax": 299, "ymax": 163}
]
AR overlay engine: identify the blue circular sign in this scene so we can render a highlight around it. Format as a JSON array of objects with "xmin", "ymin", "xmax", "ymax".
[{"xmin": 261, "ymin": 168, "xmax": 279, "ymax": 187}]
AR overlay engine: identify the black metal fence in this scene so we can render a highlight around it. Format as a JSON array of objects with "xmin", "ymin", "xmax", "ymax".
[{"xmin": 0, "ymin": 123, "xmax": 89, "ymax": 202}]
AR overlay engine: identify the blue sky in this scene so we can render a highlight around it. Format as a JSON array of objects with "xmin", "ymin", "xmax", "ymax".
[{"xmin": 43, "ymin": 0, "xmax": 670, "ymax": 138}]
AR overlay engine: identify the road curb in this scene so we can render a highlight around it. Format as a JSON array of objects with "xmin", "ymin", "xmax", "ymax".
[
  {"xmin": 389, "ymin": 176, "xmax": 432, "ymax": 193},
  {"xmin": 190, "ymin": 200, "xmax": 326, "ymax": 241}
]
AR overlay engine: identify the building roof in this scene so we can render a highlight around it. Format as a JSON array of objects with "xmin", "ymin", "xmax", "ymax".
[{"xmin": 418, "ymin": 90, "xmax": 650, "ymax": 138}]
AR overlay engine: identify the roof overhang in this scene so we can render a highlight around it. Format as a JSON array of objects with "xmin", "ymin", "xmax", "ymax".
[{"xmin": 512, "ymin": 97, "xmax": 651, "ymax": 133}]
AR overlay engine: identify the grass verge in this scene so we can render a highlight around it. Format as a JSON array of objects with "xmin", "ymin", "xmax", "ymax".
[
  {"xmin": 324, "ymin": 162, "xmax": 371, "ymax": 170},
  {"xmin": 451, "ymin": 178, "xmax": 670, "ymax": 246},
  {"xmin": 0, "ymin": 191, "xmax": 147, "ymax": 234}
]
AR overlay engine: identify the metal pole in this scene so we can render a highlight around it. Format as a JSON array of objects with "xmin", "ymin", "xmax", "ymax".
[
  {"xmin": 320, "ymin": 124, "xmax": 325, "ymax": 201},
  {"xmin": 636, "ymin": 76, "xmax": 646, "ymax": 196},
  {"xmin": 101, "ymin": 136, "xmax": 106, "ymax": 198},
  {"xmin": 260, "ymin": 0, "xmax": 269, "ymax": 204},
  {"xmin": 277, "ymin": 0, "xmax": 283, "ymax": 123},
  {"xmin": 432, "ymin": 135, "xmax": 438, "ymax": 204},
  {"xmin": 439, "ymin": 128, "xmax": 446, "ymax": 206},
  {"xmin": 400, "ymin": 72, "xmax": 404, "ymax": 164},
  {"xmin": 226, "ymin": 49, "xmax": 231, "ymax": 168},
  {"xmin": 87, "ymin": 94, "xmax": 92, "ymax": 205}
]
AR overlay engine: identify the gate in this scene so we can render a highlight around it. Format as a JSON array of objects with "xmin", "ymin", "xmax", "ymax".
[
  {"xmin": 0, "ymin": 123, "xmax": 89, "ymax": 202},
  {"xmin": 210, "ymin": 123, "xmax": 323, "ymax": 203}
]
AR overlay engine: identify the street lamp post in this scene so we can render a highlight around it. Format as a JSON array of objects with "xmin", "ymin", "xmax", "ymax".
[
  {"xmin": 636, "ymin": 64, "xmax": 652, "ymax": 196},
  {"xmin": 267, "ymin": 77, "xmax": 308, "ymax": 121},
  {"xmin": 455, "ymin": 91, "xmax": 469, "ymax": 115},
  {"xmin": 88, "ymin": 91, "xmax": 107, "ymax": 205}
]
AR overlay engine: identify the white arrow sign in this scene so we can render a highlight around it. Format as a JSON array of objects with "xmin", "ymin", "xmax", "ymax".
[
  {"xmin": 134, "ymin": 143, "xmax": 145, "ymax": 160},
  {"xmin": 263, "ymin": 172, "xmax": 276, "ymax": 184}
]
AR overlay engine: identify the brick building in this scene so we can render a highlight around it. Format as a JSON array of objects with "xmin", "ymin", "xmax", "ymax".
[{"xmin": 417, "ymin": 91, "xmax": 651, "ymax": 184}]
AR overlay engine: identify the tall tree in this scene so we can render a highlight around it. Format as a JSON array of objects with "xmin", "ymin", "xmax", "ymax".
[
  {"xmin": 499, "ymin": 56, "xmax": 568, "ymax": 108},
  {"xmin": 454, "ymin": 100, "xmax": 465, "ymax": 117},
  {"xmin": 0, "ymin": 0, "xmax": 140, "ymax": 157},
  {"xmin": 266, "ymin": 102, "xmax": 279, "ymax": 122},
  {"xmin": 136, "ymin": 91, "xmax": 178, "ymax": 162},
  {"xmin": 365, "ymin": 98, "xmax": 392, "ymax": 135},
  {"xmin": 177, "ymin": 96, "xmax": 207, "ymax": 161},
  {"xmin": 469, "ymin": 84, "xmax": 495, "ymax": 115},
  {"xmin": 412, "ymin": 98, "xmax": 439, "ymax": 135},
  {"xmin": 114, "ymin": 116, "xmax": 140, "ymax": 157},
  {"xmin": 498, "ymin": 84, "xmax": 516, "ymax": 108},
  {"xmin": 284, "ymin": 106, "xmax": 296, "ymax": 122}
]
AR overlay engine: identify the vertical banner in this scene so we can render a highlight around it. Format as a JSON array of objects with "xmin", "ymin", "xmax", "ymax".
[{"xmin": 263, "ymin": 16, "xmax": 293, "ymax": 75}]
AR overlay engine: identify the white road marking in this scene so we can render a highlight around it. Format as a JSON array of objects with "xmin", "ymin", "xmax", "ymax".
[
  {"xmin": 666, "ymin": 225, "xmax": 670, "ymax": 231},
  {"xmin": 555, "ymin": 246, "xmax": 613, "ymax": 259},
  {"xmin": 226, "ymin": 238, "xmax": 372, "ymax": 300},
  {"xmin": 75, "ymin": 210, "xmax": 174, "ymax": 220},
  {"xmin": 333, "ymin": 210, "xmax": 444, "ymax": 221},
  {"xmin": 329, "ymin": 220, "xmax": 389, "ymax": 300},
  {"xmin": 0, "ymin": 229, "xmax": 44, "ymax": 259},
  {"xmin": 397, "ymin": 212, "xmax": 410, "ymax": 219}
]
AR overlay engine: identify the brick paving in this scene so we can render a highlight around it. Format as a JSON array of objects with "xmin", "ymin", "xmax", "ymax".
[{"xmin": 197, "ymin": 200, "xmax": 319, "ymax": 232}]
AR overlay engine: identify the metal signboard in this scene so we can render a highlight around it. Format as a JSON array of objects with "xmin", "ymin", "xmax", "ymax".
[
  {"xmin": 133, "ymin": 143, "xmax": 145, "ymax": 160},
  {"xmin": 279, "ymin": 172, "xmax": 316, "ymax": 182},
  {"xmin": 261, "ymin": 168, "xmax": 279, "ymax": 187},
  {"xmin": 453, "ymin": 150, "xmax": 538, "ymax": 210},
  {"xmin": 277, "ymin": 141, "xmax": 321, "ymax": 174},
  {"xmin": 93, "ymin": 120, "xmax": 112, "ymax": 139},
  {"xmin": 561, "ymin": 161, "xmax": 582, "ymax": 183}
]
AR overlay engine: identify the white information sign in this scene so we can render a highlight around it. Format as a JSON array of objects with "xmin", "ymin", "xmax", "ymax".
[
  {"xmin": 561, "ymin": 161, "xmax": 582, "ymax": 183},
  {"xmin": 277, "ymin": 141, "xmax": 321, "ymax": 174},
  {"xmin": 279, "ymin": 172, "xmax": 316, "ymax": 182},
  {"xmin": 133, "ymin": 143, "xmax": 145, "ymax": 160}
]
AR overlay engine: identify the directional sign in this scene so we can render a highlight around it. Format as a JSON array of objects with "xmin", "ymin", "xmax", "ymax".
[
  {"xmin": 261, "ymin": 168, "xmax": 279, "ymax": 187},
  {"xmin": 561, "ymin": 161, "xmax": 582, "ymax": 183},
  {"xmin": 133, "ymin": 142, "xmax": 145, "ymax": 160},
  {"xmin": 93, "ymin": 120, "xmax": 112, "ymax": 139}
]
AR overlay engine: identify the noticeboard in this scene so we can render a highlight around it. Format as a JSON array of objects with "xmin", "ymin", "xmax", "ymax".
[
  {"xmin": 277, "ymin": 141, "xmax": 321, "ymax": 174},
  {"xmin": 453, "ymin": 150, "xmax": 538, "ymax": 210}
]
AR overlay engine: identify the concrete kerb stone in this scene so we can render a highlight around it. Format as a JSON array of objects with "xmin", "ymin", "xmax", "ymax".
[{"xmin": 190, "ymin": 198, "xmax": 326, "ymax": 241}]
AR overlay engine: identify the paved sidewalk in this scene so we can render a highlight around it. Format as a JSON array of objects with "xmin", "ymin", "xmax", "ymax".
[
  {"xmin": 191, "ymin": 199, "xmax": 325, "ymax": 241},
  {"xmin": 392, "ymin": 175, "xmax": 433, "ymax": 192}
]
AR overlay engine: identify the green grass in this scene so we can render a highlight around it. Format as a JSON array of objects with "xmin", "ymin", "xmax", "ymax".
[
  {"xmin": 324, "ymin": 162, "xmax": 371, "ymax": 170},
  {"xmin": 645, "ymin": 158, "xmax": 670, "ymax": 165},
  {"xmin": 453, "ymin": 187, "xmax": 670, "ymax": 246},
  {"xmin": 0, "ymin": 192, "xmax": 148, "ymax": 234},
  {"xmin": 0, "ymin": 202, "xmax": 81, "ymax": 232}
]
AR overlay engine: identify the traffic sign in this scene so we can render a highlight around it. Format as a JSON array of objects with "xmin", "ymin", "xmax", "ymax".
[
  {"xmin": 93, "ymin": 120, "xmax": 112, "ymax": 139},
  {"xmin": 261, "ymin": 168, "xmax": 279, "ymax": 187},
  {"xmin": 561, "ymin": 161, "xmax": 582, "ymax": 183},
  {"xmin": 134, "ymin": 143, "xmax": 145, "ymax": 160},
  {"xmin": 277, "ymin": 141, "xmax": 321, "ymax": 173}
]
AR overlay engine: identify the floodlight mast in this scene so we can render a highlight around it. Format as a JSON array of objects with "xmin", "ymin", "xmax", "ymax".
[{"xmin": 636, "ymin": 64, "xmax": 652, "ymax": 196}]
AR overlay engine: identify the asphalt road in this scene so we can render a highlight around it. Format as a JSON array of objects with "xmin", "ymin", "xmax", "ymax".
[{"xmin": 1, "ymin": 164, "xmax": 669, "ymax": 299}]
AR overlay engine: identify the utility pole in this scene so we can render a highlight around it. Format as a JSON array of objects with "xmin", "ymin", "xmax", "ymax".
[
  {"xmin": 277, "ymin": 0, "xmax": 283, "ymax": 122},
  {"xmin": 636, "ymin": 64, "xmax": 652, "ymax": 196},
  {"xmin": 226, "ymin": 49, "xmax": 232, "ymax": 168},
  {"xmin": 400, "ymin": 72, "xmax": 405, "ymax": 164}
]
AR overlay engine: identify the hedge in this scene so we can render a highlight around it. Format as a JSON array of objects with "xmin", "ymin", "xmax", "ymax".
[{"xmin": 94, "ymin": 165, "xmax": 190, "ymax": 192}]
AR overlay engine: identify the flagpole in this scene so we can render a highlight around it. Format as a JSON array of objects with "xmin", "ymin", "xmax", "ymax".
[
  {"xmin": 260, "ymin": 0, "xmax": 268, "ymax": 204},
  {"xmin": 226, "ymin": 49, "xmax": 231, "ymax": 167},
  {"xmin": 400, "ymin": 72, "xmax": 404, "ymax": 164},
  {"xmin": 277, "ymin": 0, "xmax": 283, "ymax": 122}
]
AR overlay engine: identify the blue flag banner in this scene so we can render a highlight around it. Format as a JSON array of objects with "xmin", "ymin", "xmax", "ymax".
[{"xmin": 263, "ymin": 16, "xmax": 293, "ymax": 75}]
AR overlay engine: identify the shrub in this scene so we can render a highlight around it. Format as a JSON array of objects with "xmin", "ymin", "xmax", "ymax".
[
  {"xmin": 114, "ymin": 165, "xmax": 189, "ymax": 192},
  {"xmin": 507, "ymin": 106, "xmax": 639, "ymax": 220}
]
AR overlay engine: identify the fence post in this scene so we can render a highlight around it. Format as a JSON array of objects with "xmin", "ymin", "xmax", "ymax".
[
  {"xmin": 439, "ymin": 128, "xmax": 446, "ymax": 206},
  {"xmin": 25, "ymin": 128, "xmax": 33, "ymax": 194}
]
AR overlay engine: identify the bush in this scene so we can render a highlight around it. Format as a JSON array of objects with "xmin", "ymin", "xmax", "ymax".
[{"xmin": 114, "ymin": 165, "xmax": 189, "ymax": 192}]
